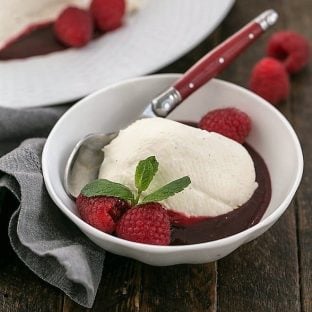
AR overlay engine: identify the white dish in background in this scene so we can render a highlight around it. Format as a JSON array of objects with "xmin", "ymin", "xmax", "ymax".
[
  {"xmin": 42, "ymin": 74, "xmax": 303, "ymax": 266},
  {"xmin": 0, "ymin": 0, "xmax": 234, "ymax": 108}
]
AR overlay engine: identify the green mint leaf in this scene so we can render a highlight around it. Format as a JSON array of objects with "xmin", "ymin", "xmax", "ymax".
[
  {"xmin": 81, "ymin": 179, "xmax": 134, "ymax": 202},
  {"xmin": 135, "ymin": 156, "xmax": 159, "ymax": 193},
  {"xmin": 141, "ymin": 176, "xmax": 191, "ymax": 204}
]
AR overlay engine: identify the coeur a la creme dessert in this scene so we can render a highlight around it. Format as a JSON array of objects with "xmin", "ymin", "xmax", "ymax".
[{"xmin": 76, "ymin": 116, "xmax": 271, "ymax": 245}]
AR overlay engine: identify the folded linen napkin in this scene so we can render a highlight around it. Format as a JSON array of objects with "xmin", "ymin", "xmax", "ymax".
[{"xmin": 0, "ymin": 106, "xmax": 105, "ymax": 308}]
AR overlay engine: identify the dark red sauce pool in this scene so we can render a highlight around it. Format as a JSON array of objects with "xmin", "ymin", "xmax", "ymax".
[
  {"xmin": 170, "ymin": 144, "xmax": 271, "ymax": 245},
  {"xmin": 0, "ymin": 25, "xmax": 64, "ymax": 60},
  {"xmin": 0, "ymin": 24, "xmax": 103, "ymax": 60}
]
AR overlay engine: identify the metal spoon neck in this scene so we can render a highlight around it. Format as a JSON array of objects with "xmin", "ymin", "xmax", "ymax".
[{"xmin": 150, "ymin": 87, "xmax": 182, "ymax": 117}]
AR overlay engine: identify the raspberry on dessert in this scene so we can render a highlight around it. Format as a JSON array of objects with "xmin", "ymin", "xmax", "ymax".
[
  {"xmin": 199, "ymin": 107, "xmax": 251, "ymax": 143},
  {"xmin": 91, "ymin": 0, "xmax": 126, "ymax": 32},
  {"xmin": 249, "ymin": 57, "xmax": 290, "ymax": 105},
  {"xmin": 76, "ymin": 194, "xmax": 129, "ymax": 233},
  {"xmin": 267, "ymin": 31, "xmax": 310, "ymax": 74},
  {"xmin": 116, "ymin": 203, "xmax": 170, "ymax": 245},
  {"xmin": 54, "ymin": 7, "xmax": 93, "ymax": 47}
]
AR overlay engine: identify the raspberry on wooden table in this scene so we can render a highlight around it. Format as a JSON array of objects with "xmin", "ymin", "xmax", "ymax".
[
  {"xmin": 267, "ymin": 31, "xmax": 310, "ymax": 74},
  {"xmin": 249, "ymin": 57, "xmax": 290, "ymax": 105}
]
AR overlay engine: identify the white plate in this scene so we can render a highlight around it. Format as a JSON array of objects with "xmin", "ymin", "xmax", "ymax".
[{"xmin": 0, "ymin": 0, "xmax": 234, "ymax": 108}]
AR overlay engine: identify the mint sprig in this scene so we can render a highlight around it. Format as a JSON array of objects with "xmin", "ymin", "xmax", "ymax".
[
  {"xmin": 81, "ymin": 156, "xmax": 191, "ymax": 205},
  {"xmin": 141, "ymin": 176, "xmax": 191, "ymax": 204},
  {"xmin": 134, "ymin": 156, "xmax": 159, "ymax": 203},
  {"xmin": 81, "ymin": 179, "xmax": 134, "ymax": 203}
]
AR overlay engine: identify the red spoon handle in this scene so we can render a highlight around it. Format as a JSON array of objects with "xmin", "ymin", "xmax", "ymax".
[
  {"xmin": 149, "ymin": 10, "xmax": 278, "ymax": 118},
  {"xmin": 174, "ymin": 22, "xmax": 263, "ymax": 99}
]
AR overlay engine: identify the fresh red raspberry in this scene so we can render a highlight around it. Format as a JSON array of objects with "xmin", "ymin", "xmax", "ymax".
[
  {"xmin": 249, "ymin": 57, "xmax": 290, "ymax": 105},
  {"xmin": 267, "ymin": 31, "xmax": 310, "ymax": 74},
  {"xmin": 91, "ymin": 0, "xmax": 126, "ymax": 31},
  {"xmin": 199, "ymin": 107, "xmax": 251, "ymax": 143},
  {"xmin": 116, "ymin": 203, "xmax": 170, "ymax": 245},
  {"xmin": 76, "ymin": 194, "xmax": 129, "ymax": 233},
  {"xmin": 54, "ymin": 7, "xmax": 93, "ymax": 47}
]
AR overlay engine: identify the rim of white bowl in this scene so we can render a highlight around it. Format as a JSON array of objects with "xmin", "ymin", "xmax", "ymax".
[{"xmin": 42, "ymin": 74, "xmax": 304, "ymax": 253}]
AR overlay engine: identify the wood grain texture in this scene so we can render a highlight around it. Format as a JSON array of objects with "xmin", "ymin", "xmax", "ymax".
[
  {"xmin": 216, "ymin": 1, "xmax": 301, "ymax": 311},
  {"xmin": 139, "ymin": 263, "xmax": 216, "ymax": 312},
  {"xmin": 293, "ymin": 69, "xmax": 312, "ymax": 312},
  {"xmin": 284, "ymin": 1, "xmax": 312, "ymax": 311},
  {"xmin": 217, "ymin": 205, "xmax": 300, "ymax": 312},
  {"xmin": 63, "ymin": 255, "xmax": 217, "ymax": 312},
  {"xmin": 0, "ymin": 253, "xmax": 63, "ymax": 312},
  {"xmin": 63, "ymin": 254, "xmax": 143, "ymax": 312},
  {"xmin": 0, "ymin": 193, "xmax": 63, "ymax": 312}
]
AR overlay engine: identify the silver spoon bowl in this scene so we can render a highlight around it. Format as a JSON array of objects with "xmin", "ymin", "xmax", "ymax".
[{"xmin": 64, "ymin": 132, "xmax": 118, "ymax": 198}]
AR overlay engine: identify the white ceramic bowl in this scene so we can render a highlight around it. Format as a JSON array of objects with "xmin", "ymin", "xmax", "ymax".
[{"xmin": 42, "ymin": 74, "xmax": 303, "ymax": 266}]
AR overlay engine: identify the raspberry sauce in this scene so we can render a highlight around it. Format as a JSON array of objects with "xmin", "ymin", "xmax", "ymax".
[
  {"xmin": 170, "ymin": 144, "xmax": 271, "ymax": 245},
  {"xmin": 0, "ymin": 25, "xmax": 64, "ymax": 60},
  {"xmin": 0, "ymin": 25, "xmax": 102, "ymax": 60}
]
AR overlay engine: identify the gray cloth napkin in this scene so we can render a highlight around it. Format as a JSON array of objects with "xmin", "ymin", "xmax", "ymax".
[{"xmin": 0, "ymin": 106, "xmax": 105, "ymax": 308}]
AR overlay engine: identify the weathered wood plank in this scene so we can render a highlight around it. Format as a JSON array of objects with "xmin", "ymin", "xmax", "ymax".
[
  {"xmin": 216, "ymin": 1, "xmax": 301, "ymax": 311},
  {"xmin": 139, "ymin": 263, "xmax": 217, "ymax": 312},
  {"xmin": 217, "ymin": 205, "xmax": 300, "ymax": 312},
  {"xmin": 64, "ymin": 255, "xmax": 217, "ymax": 312},
  {"xmin": 284, "ymin": 1, "xmax": 312, "ymax": 310},
  {"xmin": 0, "ymin": 254, "xmax": 63, "ymax": 312},
  {"xmin": 0, "ymin": 192, "xmax": 63, "ymax": 312},
  {"xmin": 292, "ymin": 69, "xmax": 312, "ymax": 312},
  {"xmin": 63, "ymin": 254, "xmax": 142, "ymax": 312}
]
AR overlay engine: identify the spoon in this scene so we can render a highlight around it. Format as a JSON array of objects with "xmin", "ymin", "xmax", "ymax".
[{"xmin": 64, "ymin": 9, "xmax": 278, "ymax": 198}]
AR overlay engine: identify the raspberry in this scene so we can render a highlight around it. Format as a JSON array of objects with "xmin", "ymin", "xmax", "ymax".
[
  {"xmin": 91, "ymin": 0, "xmax": 126, "ymax": 32},
  {"xmin": 54, "ymin": 7, "xmax": 93, "ymax": 47},
  {"xmin": 76, "ymin": 195, "xmax": 129, "ymax": 233},
  {"xmin": 267, "ymin": 31, "xmax": 310, "ymax": 74},
  {"xmin": 249, "ymin": 57, "xmax": 290, "ymax": 105},
  {"xmin": 116, "ymin": 203, "xmax": 170, "ymax": 245},
  {"xmin": 199, "ymin": 107, "xmax": 251, "ymax": 143}
]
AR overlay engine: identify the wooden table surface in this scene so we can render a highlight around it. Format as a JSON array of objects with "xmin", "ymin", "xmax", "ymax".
[{"xmin": 1, "ymin": 1, "xmax": 311, "ymax": 311}]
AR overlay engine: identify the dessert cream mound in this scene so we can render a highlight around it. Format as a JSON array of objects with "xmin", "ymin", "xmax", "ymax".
[
  {"xmin": 0, "ymin": 0, "xmax": 144, "ymax": 50},
  {"xmin": 127, "ymin": 0, "xmax": 146, "ymax": 13},
  {"xmin": 99, "ymin": 118, "xmax": 258, "ymax": 218}
]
